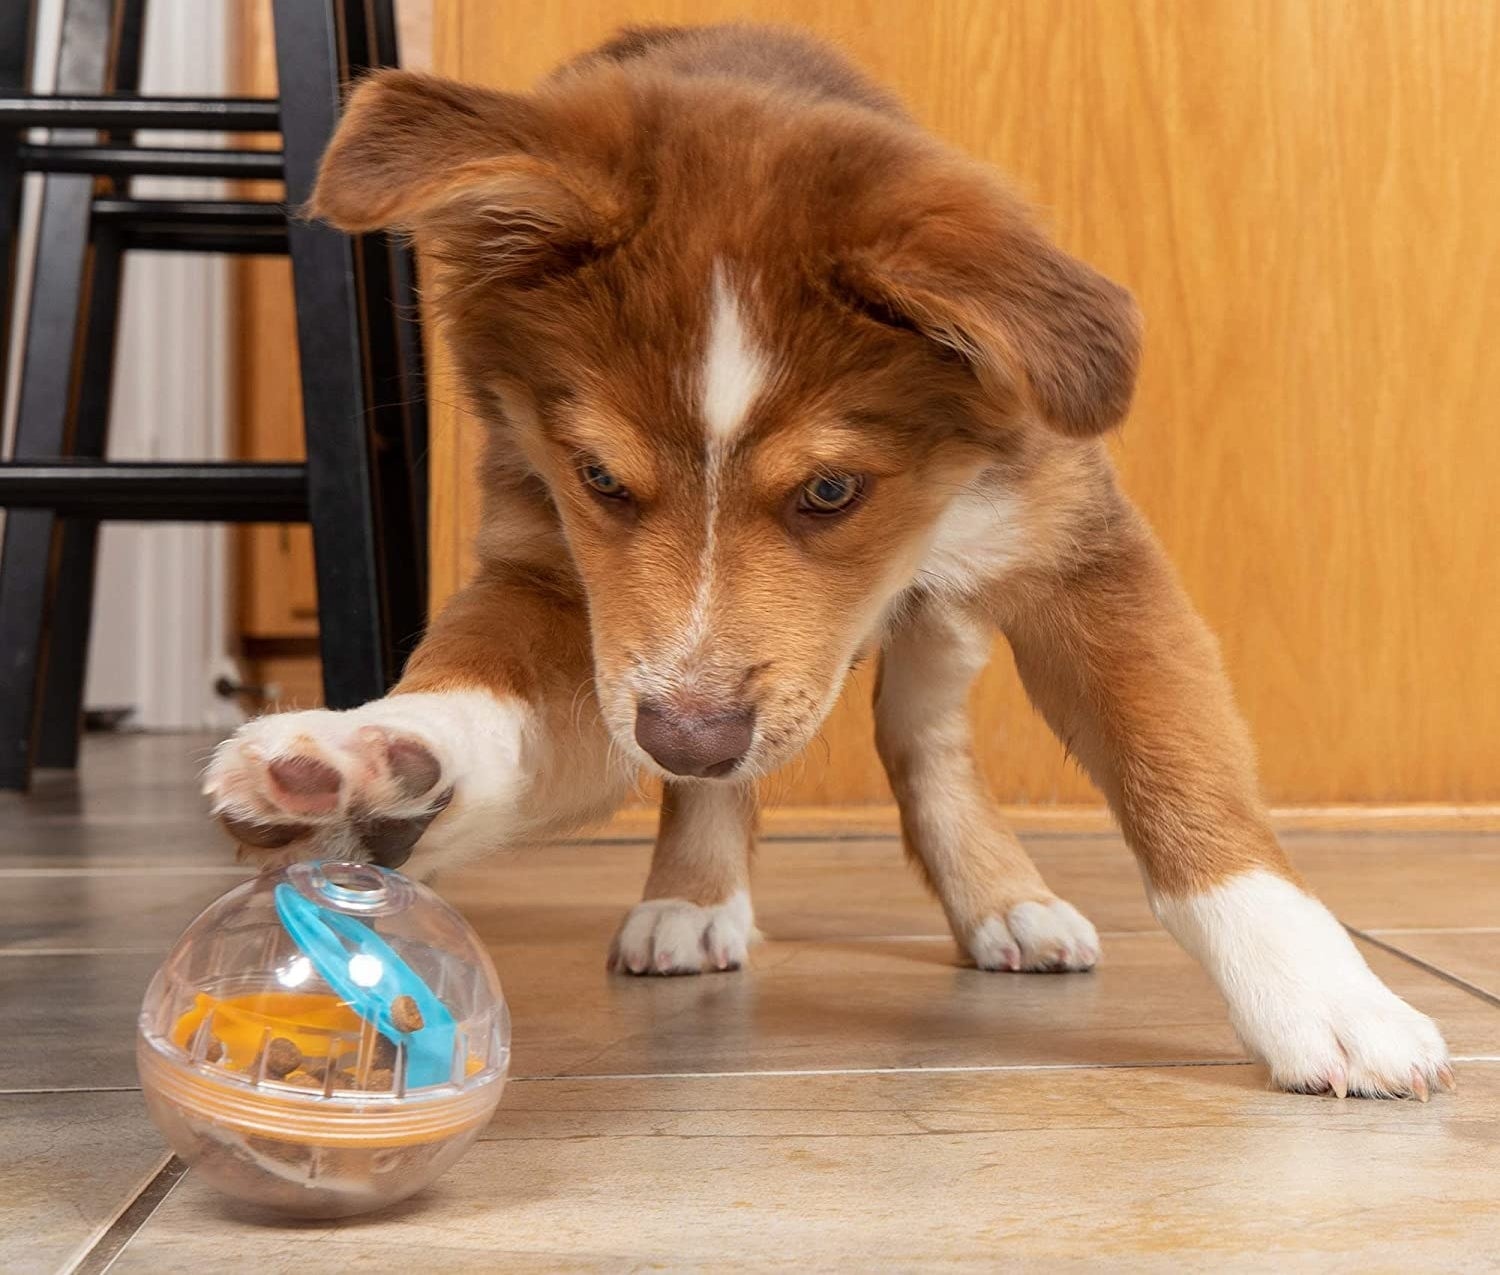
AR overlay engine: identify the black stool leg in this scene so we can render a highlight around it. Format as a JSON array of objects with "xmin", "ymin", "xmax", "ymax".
[
  {"xmin": 31, "ymin": 219, "xmax": 124, "ymax": 767},
  {"xmin": 0, "ymin": 1, "xmax": 37, "ymax": 376},
  {"xmin": 272, "ymin": 0, "xmax": 388, "ymax": 708},
  {"xmin": 352, "ymin": 230, "xmax": 427, "ymax": 675},
  {"xmin": 0, "ymin": 0, "xmax": 39, "ymax": 789},
  {"xmin": 35, "ymin": 0, "xmax": 146, "ymax": 767},
  {"xmin": 342, "ymin": 0, "xmax": 426, "ymax": 672},
  {"xmin": 0, "ymin": 0, "xmax": 119, "ymax": 790},
  {"xmin": 375, "ymin": 0, "xmax": 432, "ymax": 644}
]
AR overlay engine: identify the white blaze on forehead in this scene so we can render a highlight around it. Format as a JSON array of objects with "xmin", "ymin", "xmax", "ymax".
[
  {"xmin": 699, "ymin": 266, "xmax": 769, "ymax": 442},
  {"xmin": 663, "ymin": 267, "xmax": 769, "ymax": 687}
]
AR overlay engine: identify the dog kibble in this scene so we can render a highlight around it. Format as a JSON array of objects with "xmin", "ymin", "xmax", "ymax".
[
  {"xmin": 390, "ymin": 996, "xmax": 423, "ymax": 1033},
  {"xmin": 372, "ymin": 1035, "xmax": 397, "ymax": 1069},
  {"xmin": 363, "ymin": 1068, "xmax": 395, "ymax": 1092},
  {"xmin": 263, "ymin": 1037, "xmax": 303, "ymax": 1079},
  {"xmin": 209, "ymin": 1042, "xmax": 414, "ymax": 1095}
]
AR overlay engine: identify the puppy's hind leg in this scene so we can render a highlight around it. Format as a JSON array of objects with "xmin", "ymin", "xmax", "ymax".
[{"xmin": 875, "ymin": 597, "xmax": 1101, "ymax": 973}]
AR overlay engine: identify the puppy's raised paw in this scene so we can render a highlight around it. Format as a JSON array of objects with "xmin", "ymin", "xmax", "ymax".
[{"xmin": 205, "ymin": 702, "xmax": 454, "ymax": 870}]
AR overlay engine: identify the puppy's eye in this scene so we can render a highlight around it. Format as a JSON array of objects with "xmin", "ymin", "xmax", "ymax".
[
  {"xmin": 796, "ymin": 473, "xmax": 865, "ymax": 516},
  {"xmin": 580, "ymin": 460, "xmax": 629, "ymax": 500}
]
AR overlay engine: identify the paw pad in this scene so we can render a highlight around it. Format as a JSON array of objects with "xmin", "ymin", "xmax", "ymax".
[{"xmin": 206, "ymin": 709, "xmax": 451, "ymax": 869}]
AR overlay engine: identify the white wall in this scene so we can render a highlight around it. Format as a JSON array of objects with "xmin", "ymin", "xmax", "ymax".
[
  {"xmin": 86, "ymin": 0, "xmax": 239, "ymax": 730},
  {"xmin": 3, "ymin": 0, "xmax": 241, "ymax": 732}
]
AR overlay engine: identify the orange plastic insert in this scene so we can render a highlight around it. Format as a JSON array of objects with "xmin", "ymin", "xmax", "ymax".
[{"xmin": 171, "ymin": 991, "xmax": 364, "ymax": 1071}]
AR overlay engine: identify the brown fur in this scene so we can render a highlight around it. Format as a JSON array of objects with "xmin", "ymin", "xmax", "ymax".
[
  {"xmin": 201, "ymin": 24, "xmax": 1454, "ymax": 1098},
  {"xmin": 297, "ymin": 23, "xmax": 1290, "ymax": 916}
]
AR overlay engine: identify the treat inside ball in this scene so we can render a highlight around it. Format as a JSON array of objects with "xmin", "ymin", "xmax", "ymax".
[{"xmin": 137, "ymin": 861, "xmax": 509, "ymax": 1218}]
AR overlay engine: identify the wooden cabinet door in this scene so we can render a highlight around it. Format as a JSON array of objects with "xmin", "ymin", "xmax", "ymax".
[
  {"xmin": 426, "ymin": 1, "xmax": 1500, "ymax": 806},
  {"xmin": 235, "ymin": 250, "xmax": 318, "ymax": 641},
  {"xmin": 233, "ymin": 2, "xmax": 318, "ymax": 648}
]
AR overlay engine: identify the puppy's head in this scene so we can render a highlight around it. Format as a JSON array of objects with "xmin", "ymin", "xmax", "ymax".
[{"xmin": 314, "ymin": 68, "xmax": 1140, "ymax": 781}]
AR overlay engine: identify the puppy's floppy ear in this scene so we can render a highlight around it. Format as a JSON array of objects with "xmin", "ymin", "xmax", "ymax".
[
  {"xmin": 840, "ymin": 163, "xmax": 1142, "ymax": 438},
  {"xmin": 310, "ymin": 70, "xmax": 628, "ymax": 279}
]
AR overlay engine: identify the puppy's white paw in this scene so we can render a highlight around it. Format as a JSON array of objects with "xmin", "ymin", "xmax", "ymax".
[
  {"xmin": 204, "ymin": 690, "xmax": 525, "ymax": 873},
  {"xmin": 966, "ymin": 897, "xmax": 1101, "ymax": 972},
  {"xmin": 608, "ymin": 892, "xmax": 755, "ymax": 976},
  {"xmin": 1250, "ymin": 979, "xmax": 1453, "ymax": 1100},
  {"xmin": 1154, "ymin": 869, "xmax": 1453, "ymax": 1100}
]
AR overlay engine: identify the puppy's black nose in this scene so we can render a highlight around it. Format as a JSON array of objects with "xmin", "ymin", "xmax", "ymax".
[{"xmin": 634, "ymin": 701, "xmax": 755, "ymax": 778}]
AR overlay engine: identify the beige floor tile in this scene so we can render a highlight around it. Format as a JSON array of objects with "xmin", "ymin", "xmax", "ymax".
[
  {"xmin": 1363, "ymin": 930, "xmax": 1500, "ymax": 1005},
  {"xmin": 11, "ymin": 735, "xmax": 1500, "ymax": 1271},
  {"xmin": 10, "ymin": 898, "xmax": 1481, "ymax": 1098},
  {"xmin": 0, "ymin": 815, "xmax": 227, "ymax": 870},
  {"xmin": 1291, "ymin": 834, "xmax": 1500, "ymax": 929},
  {"xmin": 0, "ymin": 1091, "xmax": 168, "ymax": 1275},
  {"xmin": 458, "ymin": 839, "xmax": 1500, "ymax": 1081},
  {"xmin": 0, "ymin": 952, "xmax": 162, "ymax": 1090},
  {"xmin": 488, "ymin": 931, "xmax": 1500, "ymax": 1081},
  {"xmin": 446, "ymin": 832, "xmax": 1500, "ymax": 948},
  {"xmin": 449, "ymin": 838, "xmax": 1160, "ymax": 948},
  {"xmin": 0, "ymin": 868, "xmax": 248, "ymax": 953},
  {"xmin": 0, "ymin": 733, "xmax": 227, "ymax": 869},
  {"xmin": 109, "ymin": 1064, "xmax": 1500, "ymax": 1273}
]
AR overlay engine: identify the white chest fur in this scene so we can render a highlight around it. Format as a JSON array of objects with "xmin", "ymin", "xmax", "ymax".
[{"xmin": 916, "ymin": 477, "xmax": 1028, "ymax": 597}]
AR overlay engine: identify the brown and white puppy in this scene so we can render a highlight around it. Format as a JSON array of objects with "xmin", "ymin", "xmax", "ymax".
[{"xmin": 206, "ymin": 25, "xmax": 1450, "ymax": 1099}]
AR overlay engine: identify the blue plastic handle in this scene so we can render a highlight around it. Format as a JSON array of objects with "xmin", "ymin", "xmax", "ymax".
[{"xmin": 273, "ymin": 883, "xmax": 457, "ymax": 1088}]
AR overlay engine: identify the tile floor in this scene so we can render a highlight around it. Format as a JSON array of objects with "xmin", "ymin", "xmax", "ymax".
[{"xmin": 3, "ymin": 734, "xmax": 1498, "ymax": 1272}]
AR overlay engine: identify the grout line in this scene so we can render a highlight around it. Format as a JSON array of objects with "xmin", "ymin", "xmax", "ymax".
[
  {"xmin": 765, "ymin": 929, "xmax": 1163, "ymax": 944},
  {"xmin": 545, "ymin": 832, "xmax": 1121, "ymax": 846},
  {"xmin": 518, "ymin": 1059, "xmax": 1258, "ymax": 1083},
  {"xmin": 769, "ymin": 934, "xmax": 949, "ymax": 944},
  {"xmin": 560, "ymin": 825, "xmax": 1500, "ymax": 845},
  {"xmin": 0, "ymin": 947, "xmax": 166, "ymax": 957},
  {"xmin": 1363, "ymin": 926, "xmax": 1500, "ymax": 936},
  {"xmin": 4, "ymin": 820, "xmax": 1495, "ymax": 874},
  {"xmin": 16, "ymin": 1059, "xmax": 1499, "ymax": 1098},
  {"xmin": 0, "ymin": 930, "xmax": 1158, "ymax": 948},
  {"xmin": 516, "ymin": 1055, "xmax": 1500, "ymax": 1084},
  {"xmin": 1351, "ymin": 928, "xmax": 1500, "ymax": 1010},
  {"xmin": 69, "ymin": 1156, "xmax": 187, "ymax": 1275},
  {"xmin": 0, "ymin": 865, "xmax": 251, "ymax": 878}
]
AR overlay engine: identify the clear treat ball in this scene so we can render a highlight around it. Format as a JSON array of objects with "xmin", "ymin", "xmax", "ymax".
[{"xmin": 137, "ymin": 861, "xmax": 509, "ymax": 1218}]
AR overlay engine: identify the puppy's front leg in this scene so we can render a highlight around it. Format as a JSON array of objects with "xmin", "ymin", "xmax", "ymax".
[
  {"xmin": 1001, "ymin": 502, "xmax": 1451, "ymax": 1098},
  {"xmin": 876, "ymin": 598, "xmax": 1100, "ymax": 971},
  {"xmin": 609, "ymin": 781, "xmax": 757, "ymax": 976},
  {"xmin": 206, "ymin": 568, "xmax": 627, "ymax": 878}
]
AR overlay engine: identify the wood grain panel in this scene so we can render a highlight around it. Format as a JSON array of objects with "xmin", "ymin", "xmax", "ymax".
[
  {"xmin": 431, "ymin": 0, "xmax": 1500, "ymax": 805},
  {"xmin": 231, "ymin": 0, "xmax": 317, "ymax": 642},
  {"xmin": 233, "ymin": 1, "xmax": 434, "ymax": 652}
]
